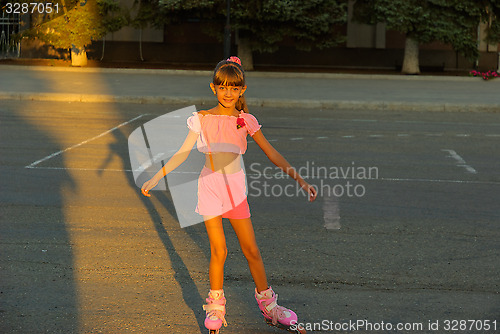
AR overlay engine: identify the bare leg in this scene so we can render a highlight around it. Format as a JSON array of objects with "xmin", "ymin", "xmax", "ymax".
[
  {"xmin": 229, "ymin": 217, "xmax": 268, "ymax": 292},
  {"xmin": 204, "ymin": 215, "xmax": 226, "ymax": 290}
]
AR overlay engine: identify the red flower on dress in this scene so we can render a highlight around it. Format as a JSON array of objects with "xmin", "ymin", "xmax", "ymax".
[{"xmin": 236, "ymin": 117, "xmax": 245, "ymax": 129}]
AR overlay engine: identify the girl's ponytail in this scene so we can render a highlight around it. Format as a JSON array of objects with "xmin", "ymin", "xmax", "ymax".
[{"xmin": 236, "ymin": 94, "xmax": 249, "ymax": 113}]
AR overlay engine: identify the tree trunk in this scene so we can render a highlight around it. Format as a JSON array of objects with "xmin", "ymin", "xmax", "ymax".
[
  {"xmin": 71, "ymin": 44, "xmax": 88, "ymax": 67},
  {"xmin": 402, "ymin": 36, "xmax": 420, "ymax": 75},
  {"xmin": 237, "ymin": 38, "xmax": 254, "ymax": 71}
]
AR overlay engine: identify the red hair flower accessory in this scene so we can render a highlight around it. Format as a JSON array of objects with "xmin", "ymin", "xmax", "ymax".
[
  {"xmin": 227, "ymin": 56, "xmax": 242, "ymax": 66},
  {"xmin": 236, "ymin": 117, "xmax": 245, "ymax": 129}
]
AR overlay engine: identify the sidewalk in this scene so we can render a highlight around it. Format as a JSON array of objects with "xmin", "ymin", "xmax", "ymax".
[{"xmin": 1, "ymin": 64, "xmax": 499, "ymax": 112}]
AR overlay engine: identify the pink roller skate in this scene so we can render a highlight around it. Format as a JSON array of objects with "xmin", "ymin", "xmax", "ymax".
[
  {"xmin": 203, "ymin": 289, "xmax": 228, "ymax": 334},
  {"xmin": 255, "ymin": 287, "xmax": 306, "ymax": 333}
]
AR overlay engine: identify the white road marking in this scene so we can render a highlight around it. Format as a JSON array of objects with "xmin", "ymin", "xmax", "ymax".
[
  {"xmin": 134, "ymin": 152, "xmax": 165, "ymax": 173},
  {"xmin": 25, "ymin": 166, "xmax": 499, "ymax": 185},
  {"xmin": 460, "ymin": 165, "xmax": 478, "ymax": 174},
  {"xmin": 351, "ymin": 119, "xmax": 377, "ymax": 122},
  {"xmin": 24, "ymin": 118, "xmax": 497, "ymax": 182},
  {"xmin": 323, "ymin": 194, "xmax": 341, "ymax": 230},
  {"xmin": 19, "ymin": 113, "xmax": 500, "ymax": 237},
  {"xmin": 441, "ymin": 149, "xmax": 478, "ymax": 174},
  {"xmin": 25, "ymin": 114, "xmax": 146, "ymax": 169},
  {"xmin": 443, "ymin": 149, "xmax": 466, "ymax": 164},
  {"xmin": 246, "ymin": 133, "xmax": 498, "ymax": 142},
  {"xmin": 25, "ymin": 166, "xmax": 202, "ymax": 173},
  {"xmin": 378, "ymin": 177, "xmax": 494, "ymax": 184}
]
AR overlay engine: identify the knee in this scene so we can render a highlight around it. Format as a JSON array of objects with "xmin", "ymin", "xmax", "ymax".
[
  {"xmin": 211, "ymin": 244, "xmax": 228, "ymax": 263},
  {"xmin": 242, "ymin": 244, "xmax": 262, "ymax": 263}
]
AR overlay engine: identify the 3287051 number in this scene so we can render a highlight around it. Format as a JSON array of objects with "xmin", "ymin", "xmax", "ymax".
[
  {"xmin": 4, "ymin": 2, "xmax": 60, "ymax": 15},
  {"xmin": 443, "ymin": 320, "xmax": 497, "ymax": 331}
]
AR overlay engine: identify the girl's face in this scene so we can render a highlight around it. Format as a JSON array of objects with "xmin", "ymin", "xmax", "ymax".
[{"xmin": 210, "ymin": 83, "xmax": 247, "ymax": 109}]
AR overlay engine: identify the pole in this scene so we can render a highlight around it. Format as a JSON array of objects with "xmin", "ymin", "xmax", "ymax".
[
  {"xmin": 223, "ymin": 0, "xmax": 231, "ymax": 58},
  {"xmin": 476, "ymin": 24, "xmax": 480, "ymax": 69}
]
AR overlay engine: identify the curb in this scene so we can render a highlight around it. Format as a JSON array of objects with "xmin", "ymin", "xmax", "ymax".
[
  {"xmin": 0, "ymin": 64, "xmax": 481, "ymax": 81},
  {"xmin": 1, "ymin": 92, "xmax": 499, "ymax": 112}
]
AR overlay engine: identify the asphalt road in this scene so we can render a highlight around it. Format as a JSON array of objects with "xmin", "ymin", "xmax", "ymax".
[{"xmin": 1, "ymin": 100, "xmax": 499, "ymax": 333}]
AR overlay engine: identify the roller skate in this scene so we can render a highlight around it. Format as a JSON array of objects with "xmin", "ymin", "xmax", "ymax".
[
  {"xmin": 255, "ymin": 287, "xmax": 306, "ymax": 334},
  {"xmin": 203, "ymin": 289, "xmax": 227, "ymax": 334}
]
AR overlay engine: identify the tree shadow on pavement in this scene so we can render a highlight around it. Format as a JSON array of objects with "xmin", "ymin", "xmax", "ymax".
[{"xmin": 0, "ymin": 101, "xmax": 79, "ymax": 333}]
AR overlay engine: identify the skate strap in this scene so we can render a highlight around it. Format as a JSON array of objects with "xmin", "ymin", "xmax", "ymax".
[
  {"xmin": 263, "ymin": 294, "xmax": 292, "ymax": 326},
  {"xmin": 264, "ymin": 294, "xmax": 278, "ymax": 312},
  {"xmin": 203, "ymin": 303, "xmax": 225, "ymax": 312},
  {"xmin": 203, "ymin": 303, "xmax": 228, "ymax": 327}
]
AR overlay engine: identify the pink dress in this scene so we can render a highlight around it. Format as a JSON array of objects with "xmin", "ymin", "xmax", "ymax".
[{"xmin": 186, "ymin": 111, "xmax": 262, "ymax": 218}]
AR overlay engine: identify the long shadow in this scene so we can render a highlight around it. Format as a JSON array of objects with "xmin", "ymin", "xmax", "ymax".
[
  {"xmin": 0, "ymin": 100, "xmax": 78, "ymax": 333},
  {"xmin": 100, "ymin": 117, "xmax": 209, "ymax": 333}
]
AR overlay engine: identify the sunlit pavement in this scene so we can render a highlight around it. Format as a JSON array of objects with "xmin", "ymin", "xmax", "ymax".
[{"xmin": 0, "ymin": 66, "xmax": 499, "ymax": 333}]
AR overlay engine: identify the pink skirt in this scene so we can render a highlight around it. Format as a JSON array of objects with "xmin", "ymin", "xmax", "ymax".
[{"xmin": 196, "ymin": 166, "xmax": 250, "ymax": 219}]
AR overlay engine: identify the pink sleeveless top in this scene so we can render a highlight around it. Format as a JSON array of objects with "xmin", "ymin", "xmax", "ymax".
[{"xmin": 186, "ymin": 111, "xmax": 262, "ymax": 154}]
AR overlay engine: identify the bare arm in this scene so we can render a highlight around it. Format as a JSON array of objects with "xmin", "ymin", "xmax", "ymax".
[
  {"xmin": 141, "ymin": 130, "xmax": 199, "ymax": 196},
  {"xmin": 252, "ymin": 129, "xmax": 317, "ymax": 201}
]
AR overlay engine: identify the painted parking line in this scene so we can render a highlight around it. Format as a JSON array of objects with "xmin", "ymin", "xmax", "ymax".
[
  {"xmin": 442, "ymin": 149, "xmax": 478, "ymax": 174},
  {"xmin": 24, "ymin": 166, "xmax": 500, "ymax": 186},
  {"xmin": 25, "ymin": 114, "xmax": 146, "ymax": 169},
  {"xmin": 323, "ymin": 193, "xmax": 341, "ymax": 230},
  {"xmin": 252, "ymin": 132, "xmax": 498, "ymax": 139}
]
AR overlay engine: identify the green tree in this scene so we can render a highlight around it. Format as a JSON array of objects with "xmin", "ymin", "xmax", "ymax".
[
  {"xmin": 231, "ymin": 0, "xmax": 348, "ymax": 69},
  {"xmin": 21, "ymin": 0, "xmax": 126, "ymax": 66},
  {"xmin": 353, "ymin": 0, "xmax": 500, "ymax": 74},
  {"xmin": 132, "ymin": 0, "xmax": 216, "ymax": 29},
  {"xmin": 133, "ymin": 0, "xmax": 348, "ymax": 70}
]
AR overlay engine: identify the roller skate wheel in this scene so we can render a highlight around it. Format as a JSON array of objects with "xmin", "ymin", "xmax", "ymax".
[{"xmin": 209, "ymin": 330, "xmax": 219, "ymax": 334}]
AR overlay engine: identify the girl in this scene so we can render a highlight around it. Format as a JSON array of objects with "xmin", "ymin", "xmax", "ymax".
[{"xmin": 141, "ymin": 57, "xmax": 315, "ymax": 334}]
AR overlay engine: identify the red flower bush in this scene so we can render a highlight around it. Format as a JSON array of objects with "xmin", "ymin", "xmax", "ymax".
[{"xmin": 469, "ymin": 70, "xmax": 499, "ymax": 81}]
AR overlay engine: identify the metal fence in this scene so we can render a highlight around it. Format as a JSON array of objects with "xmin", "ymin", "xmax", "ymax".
[{"xmin": 1, "ymin": 12, "xmax": 21, "ymax": 59}]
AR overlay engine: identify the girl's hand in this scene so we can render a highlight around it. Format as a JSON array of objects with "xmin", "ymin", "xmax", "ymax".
[
  {"xmin": 141, "ymin": 178, "xmax": 159, "ymax": 197},
  {"xmin": 301, "ymin": 182, "xmax": 318, "ymax": 202}
]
